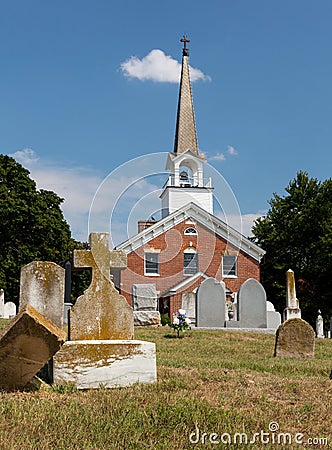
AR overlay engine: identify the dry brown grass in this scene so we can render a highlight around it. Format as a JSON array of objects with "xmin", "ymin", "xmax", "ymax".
[{"xmin": 0, "ymin": 325, "xmax": 331, "ymax": 449}]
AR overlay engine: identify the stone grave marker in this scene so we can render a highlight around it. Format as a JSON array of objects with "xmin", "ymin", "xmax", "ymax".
[
  {"xmin": 53, "ymin": 232, "xmax": 157, "ymax": 389},
  {"xmin": 181, "ymin": 292, "xmax": 196, "ymax": 323},
  {"xmin": 196, "ymin": 278, "xmax": 226, "ymax": 327},
  {"xmin": 274, "ymin": 318, "xmax": 315, "ymax": 358},
  {"xmin": 316, "ymin": 310, "xmax": 324, "ymax": 338},
  {"xmin": 266, "ymin": 301, "xmax": 281, "ymax": 329},
  {"xmin": 226, "ymin": 278, "xmax": 267, "ymax": 328},
  {"xmin": 19, "ymin": 261, "xmax": 65, "ymax": 328},
  {"xmin": 132, "ymin": 284, "xmax": 161, "ymax": 326},
  {"xmin": 70, "ymin": 232, "xmax": 133, "ymax": 340},
  {"xmin": 4, "ymin": 302, "xmax": 16, "ymax": 318},
  {"xmin": 0, "ymin": 304, "xmax": 66, "ymax": 391},
  {"xmin": 0, "ymin": 289, "xmax": 4, "ymax": 317},
  {"xmin": 284, "ymin": 269, "xmax": 301, "ymax": 320}
]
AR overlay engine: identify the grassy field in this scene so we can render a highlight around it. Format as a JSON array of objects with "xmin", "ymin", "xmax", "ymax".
[{"xmin": 0, "ymin": 319, "xmax": 331, "ymax": 449}]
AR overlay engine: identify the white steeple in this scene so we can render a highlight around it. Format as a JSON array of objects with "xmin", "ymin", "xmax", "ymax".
[{"xmin": 160, "ymin": 35, "xmax": 213, "ymax": 218}]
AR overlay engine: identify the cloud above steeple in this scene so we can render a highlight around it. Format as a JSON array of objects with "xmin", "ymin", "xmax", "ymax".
[{"xmin": 121, "ymin": 49, "xmax": 211, "ymax": 83}]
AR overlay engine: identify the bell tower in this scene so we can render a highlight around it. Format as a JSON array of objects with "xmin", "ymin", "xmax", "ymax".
[{"xmin": 160, "ymin": 35, "xmax": 213, "ymax": 218}]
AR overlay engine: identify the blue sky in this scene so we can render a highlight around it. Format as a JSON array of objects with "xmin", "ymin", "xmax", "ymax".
[{"xmin": 1, "ymin": 1, "xmax": 332, "ymax": 244}]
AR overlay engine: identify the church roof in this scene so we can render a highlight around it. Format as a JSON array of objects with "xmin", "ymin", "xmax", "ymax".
[
  {"xmin": 116, "ymin": 202, "xmax": 265, "ymax": 262},
  {"xmin": 173, "ymin": 35, "xmax": 199, "ymax": 156}
]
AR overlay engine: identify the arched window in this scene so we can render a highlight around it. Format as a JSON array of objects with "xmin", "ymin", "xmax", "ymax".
[
  {"xmin": 184, "ymin": 246, "xmax": 198, "ymax": 275},
  {"xmin": 184, "ymin": 227, "xmax": 197, "ymax": 235}
]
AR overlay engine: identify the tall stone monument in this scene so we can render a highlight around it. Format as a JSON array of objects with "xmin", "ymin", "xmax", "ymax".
[
  {"xmin": 283, "ymin": 269, "xmax": 301, "ymax": 321},
  {"xmin": 53, "ymin": 232, "xmax": 157, "ymax": 389},
  {"xmin": 316, "ymin": 310, "xmax": 324, "ymax": 338},
  {"xmin": 0, "ymin": 289, "xmax": 4, "ymax": 318}
]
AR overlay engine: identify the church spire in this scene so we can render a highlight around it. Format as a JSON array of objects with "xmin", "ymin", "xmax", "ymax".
[{"xmin": 173, "ymin": 35, "xmax": 199, "ymax": 155}]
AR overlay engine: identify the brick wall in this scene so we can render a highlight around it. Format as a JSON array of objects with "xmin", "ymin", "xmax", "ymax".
[{"xmin": 120, "ymin": 219, "xmax": 260, "ymax": 309}]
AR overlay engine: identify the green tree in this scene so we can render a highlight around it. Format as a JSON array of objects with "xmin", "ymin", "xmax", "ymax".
[
  {"xmin": 0, "ymin": 154, "xmax": 80, "ymax": 305},
  {"xmin": 252, "ymin": 171, "xmax": 332, "ymax": 327}
]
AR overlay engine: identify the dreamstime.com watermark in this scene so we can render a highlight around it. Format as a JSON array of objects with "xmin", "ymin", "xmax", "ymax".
[{"xmin": 189, "ymin": 422, "xmax": 329, "ymax": 446}]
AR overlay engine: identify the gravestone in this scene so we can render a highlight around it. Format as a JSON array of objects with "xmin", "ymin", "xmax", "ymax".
[
  {"xmin": 53, "ymin": 232, "xmax": 157, "ymax": 389},
  {"xmin": 274, "ymin": 318, "xmax": 315, "ymax": 358},
  {"xmin": 196, "ymin": 278, "xmax": 226, "ymax": 327},
  {"xmin": 181, "ymin": 292, "xmax": 196, "ymax": 323},
  {"xmin": 283, "ymin": 269, "xmax": 301, "ymax": 320},
  {"xmin": 226, "ymin": 279, "xmax": 267, "ymax": 328},
  {"xmin": 70, "ymin": 233, "xmax": 133, "ymax": 340},
  {"xmin": 132, "ymin": 284, "xmax": 161, "ymax": 326},
  {"xmin": 19, "ymin": 261, "xmax": 65, "ymax": 328},
  {"xmin": 266, "ymin": 301, "xmax": 281, "ymax": 329},
  {"xmin": 0, "ymin": 304, "xmax": 66, "ymax": 391},
  {"xmin": 330, "ymin": 317, "xmax": 332, "ymax": 339},
  {"xmin": 316, "ymin": 310, "xmax": 324, "ymax": 338},
  {"xmin": 0, "ymin": 289, "xmax": 4, "ymax": 317},
  {"xmin": 4, "ymin": 302, "xmax": 16, "ymax": 319}
]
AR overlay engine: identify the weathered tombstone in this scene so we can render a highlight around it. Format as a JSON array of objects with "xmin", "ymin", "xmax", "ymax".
[
  {"xmin": 132, "ymin": 284, "xmax": 161, "ymax": 326},
  {"xmin": 226, "ymin": 279, "xmax": 267, "ymax": 328},
  {"xmin": 0, "ymin": 289, "xmax": 4, "ymax": 317},
  {"xmin": 196, "ymin": 278, "xmax": 226, "ymax": 327},
  {"xmin": 330, "ymin": 317, "xmax": 332, "ymax": 339},
  {"xmin": 181, "ymin": 292, "xmax": 196, "ymax": 323},
  {"xmin": 283, "ymin": 269, "xmax": 301, "ymax": 321},
  {"xmin": 0, "ymin": 304, "xmax": 66, "ymax": 390},
  {"xmin": 4, "ymin": 302, "xmax": 16, "ymax": 319},
  {"xmin": 19, "ymin": 261, "xmax": 65, "ymax": 328},
  {"xmin": 316, "ymin": 310, "xmax": 324, "ymax": 338},
  {"xmin": 274, "ymin": 318, "xmax": 315, "ymax": 358},
  {"xmin": 70, "ymin": 233, "xmax": 133, "ymax": 340},
  {"xmin": 266, "ymin": 301, "xmax": 281, "ymax": 329},
  {"xmin": 53, "ymin": 232, "xmax": 157, "ymax": 389}
]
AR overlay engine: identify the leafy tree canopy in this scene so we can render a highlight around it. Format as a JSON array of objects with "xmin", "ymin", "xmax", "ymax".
[
  {"xmin": 252, "ymin": 171, "xmax": 332, "ymax": 327},
  {"xmin": 0, "ymin": 154, "xmax": 87, "ymax": 305}
]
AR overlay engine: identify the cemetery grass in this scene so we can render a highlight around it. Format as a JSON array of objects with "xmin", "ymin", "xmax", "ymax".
[{"xmin": 0, "ymin": 324, "xmax": 331, "ymax": 449}]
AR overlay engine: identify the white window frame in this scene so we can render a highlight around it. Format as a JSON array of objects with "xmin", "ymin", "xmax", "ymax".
[
  {"xmin": 222, "ymin": 255, "xmax": 237, "ymax": 278},
  {"xmin": 183, "ymin": 247, "xmax": 198, "ymax": 275},
  {"xmin": 184, "ymin": 227, "xmax": 197, "ymax": 235},
  {"xmin": 144, "ymin": 252, "xmax": 160, "ymax": 276}
]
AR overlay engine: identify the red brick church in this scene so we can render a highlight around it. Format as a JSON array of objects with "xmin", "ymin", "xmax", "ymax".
[{"xmin": 115, "ymin": 37, "xmax": 265, "ymax": 317}]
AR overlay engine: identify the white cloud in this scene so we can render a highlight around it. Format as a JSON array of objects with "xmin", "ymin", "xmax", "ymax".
[
  {"xmin": 10, "ymin": 149, "xmax": 103, "ymax": 242},
  {"xmin": 227, "ymin": 145, "xmax": 238, "ymax": 156},
  {"xmin": 11, "ymin": 148, "xmax": 39, "ymax": 165},
  {"xmin": 120, "ymin": 49, "xmax": 210, "ymax": 83},
  {"xmin": 209, "ymin": 152, "xmax": 226, "ymax": 161}
]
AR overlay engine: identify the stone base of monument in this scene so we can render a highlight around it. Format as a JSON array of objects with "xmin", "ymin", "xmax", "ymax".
[
  {"xmin": 53, "ymin": 340, "xmax": 157, "ymax": 389},
  {"xmin": 134, "ymin": 311, "xmax": 161, "ymax": 326}
]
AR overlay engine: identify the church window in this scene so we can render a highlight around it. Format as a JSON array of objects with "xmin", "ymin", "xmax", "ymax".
[
  {"xmin": 145, "ymin": 253, "xmax": 159, "ymax": 275},
  {"xmin": 184, "ymin": 227, "xmax": 197, "ymax": 235},
  {"xmin": 222, "ymin": 255, "xmax": 237, "ymax": 277},
  {"xmin": 184, "ymin": 246, "xmax": 198, "ymax": 275}
]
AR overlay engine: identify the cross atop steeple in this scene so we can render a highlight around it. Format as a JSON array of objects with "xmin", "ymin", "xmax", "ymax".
[{"xmin": 180, "ymin": 34, "xmax": 190, "ymax": 56}]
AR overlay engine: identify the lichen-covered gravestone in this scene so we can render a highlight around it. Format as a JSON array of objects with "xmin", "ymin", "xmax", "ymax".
[
  {"xmin": 0, "ymin": 304, "xmax": 66, "ymax": 391},
  {"xmin": 274, "ymin": 318, "xmax": 315, "ymax": 358},
  {"xmin": 19, "ymin": 261, "xmax": 65, "ymax": 328},
  {"xmin": 53, "ymin": 232, "xmax": 157, "ymax": 389}
]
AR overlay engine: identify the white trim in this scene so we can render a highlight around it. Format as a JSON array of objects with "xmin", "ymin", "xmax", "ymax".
[{"xmin": 116, "ymin": 202, "xmax": 265, "ymax": 262}]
